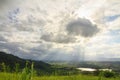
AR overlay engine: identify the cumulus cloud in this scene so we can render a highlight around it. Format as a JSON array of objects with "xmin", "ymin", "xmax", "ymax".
[
  {"xmin": 0, "ymin": 0, "xmax": 120, "ymax": 61},
  {"xmin": 66, "ymin": 18, "xmax": 99, "ymax": 37}
]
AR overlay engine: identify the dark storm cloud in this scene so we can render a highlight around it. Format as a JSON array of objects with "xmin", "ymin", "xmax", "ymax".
[
  {"xmin": 66, "ymin": 18, "xmax": 99, "ymax": 37},
  {"xmin": 41, "ymin": 34, "xmax": 76, "ymax": 44}
]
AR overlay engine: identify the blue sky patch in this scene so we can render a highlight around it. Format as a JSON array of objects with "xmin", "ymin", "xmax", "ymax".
[
  {"xmin": 107, "ymin": 30, "xmax": 120, "ymax": 44},
  {"xmin": 104, "ymin": 14, "xmax": 120, "ymax": 22}
]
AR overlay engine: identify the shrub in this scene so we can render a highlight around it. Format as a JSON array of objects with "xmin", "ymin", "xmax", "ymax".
[
  {"xmin": 103, "ymin": 71, "xmax": 115, "ymax": 78},
  {"xmin": 1, "ymin": 62, "xmax": 7, "ymax": 72}
]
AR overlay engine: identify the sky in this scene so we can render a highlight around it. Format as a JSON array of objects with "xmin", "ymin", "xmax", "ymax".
[{"xmin": 0, "ymin": 0, "xmax": 120, "ymax": 61}]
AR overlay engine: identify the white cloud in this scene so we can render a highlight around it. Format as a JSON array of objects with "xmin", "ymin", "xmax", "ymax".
[{"xmin": 0, "ymin": 0, "xmax": 120, "ymax": 61}]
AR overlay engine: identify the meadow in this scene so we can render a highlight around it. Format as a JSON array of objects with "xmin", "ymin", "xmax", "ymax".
[
  {"xmin": 0, "ymin": 61, "xmax": 120, "ymax": 80},
  {"xmin": 0, "ymin": 63, "xmax": 119, "ymax": 80},
  {"xmin": 0, "ymin": 72, "xmax": 120, "ymax": 80}
]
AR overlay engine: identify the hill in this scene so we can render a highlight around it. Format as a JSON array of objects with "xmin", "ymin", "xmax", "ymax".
[{"xmin": 0, "ymin": 51, "xmax": 52, "ymax": 74}]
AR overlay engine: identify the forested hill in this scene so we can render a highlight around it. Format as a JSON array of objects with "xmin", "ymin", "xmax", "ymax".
[{"xmin": 0, "ymin": 51, "xmax": 52, "ymax": 72}]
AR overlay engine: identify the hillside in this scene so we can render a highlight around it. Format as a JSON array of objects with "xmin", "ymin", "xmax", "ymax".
[{"xmin": 0, "ymin": 51, "xmax": 52, "ymax": 74}]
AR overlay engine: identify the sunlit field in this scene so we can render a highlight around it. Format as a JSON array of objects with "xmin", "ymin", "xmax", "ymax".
[
  {"xmin": 0, "ymin": 63, "xmax": 119, "ymax": 80},
  {"xmin": 0, "ymin": 72, "xmax": 119, "ymax": 80}
]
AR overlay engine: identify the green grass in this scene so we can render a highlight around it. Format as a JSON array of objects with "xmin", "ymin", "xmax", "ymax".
[
  {"xmin": 0, "ymin": 62, "xmax": 120, "ymax": 80},
  {"xmin": 0, "ymin": 72, "xmax": 119, "ymax": 80}
]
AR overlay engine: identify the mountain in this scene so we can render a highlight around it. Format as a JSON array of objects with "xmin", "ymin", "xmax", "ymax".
[{"xmin": 0, "ymin": 51, "xmax": 52, "ymax": 74}]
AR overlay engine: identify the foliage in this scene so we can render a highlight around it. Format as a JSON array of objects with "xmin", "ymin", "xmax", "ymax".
[
  {"xmin": 0, "ymin": 51, "xmax": 52, "ymax": 74},
  {"xmin": 102, "ymin": 71, "xmax": 115, "ymax": 78},
  {"xmin": 0, "ymin": 62, "xmax": 119, "ymax": 80},
  {"xmin": 20, "ymin": 62, "xmax": 34, "ymax": 80}
]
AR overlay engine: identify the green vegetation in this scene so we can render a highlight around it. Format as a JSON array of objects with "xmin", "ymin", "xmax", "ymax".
[
  {"xmin": 0, "ymin": 62, "xmax": 120, "ymax": 80},
  {"xmin": 0, "ymin": 52, "xmax": 81, "ymax": 76},
  {"xmin": 0, "ymin": 72, "xmax": 120, "ymax": 80},
  {"xmin": 102, "ymin": 71, "xmax": 115, "ymax": 78},
  {"xmin": 0, "ymin": 51, "xmax": 120, "ymax": 80},
  {"xmin": 0, "ymin": 52, "xmax": 54, "ymax": 75}
]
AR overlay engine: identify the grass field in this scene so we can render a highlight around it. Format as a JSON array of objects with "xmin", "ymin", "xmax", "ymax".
[
  {"xmin": 0, "ymin": 62, "xmax": 120, "ymax": 80},
  {"xmin": 0, "ymin": 72, "xmax": 120, "ymax": 80}
]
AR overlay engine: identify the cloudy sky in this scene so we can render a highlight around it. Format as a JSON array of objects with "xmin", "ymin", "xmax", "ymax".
[{"xmin": 0, "ymin": 0, "xmax": 120, "ymax": 61}]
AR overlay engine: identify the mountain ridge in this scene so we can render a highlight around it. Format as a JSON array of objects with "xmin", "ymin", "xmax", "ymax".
[{"xmin": 0, "ymin": 51, "xmax": 52, "ymax": 74}]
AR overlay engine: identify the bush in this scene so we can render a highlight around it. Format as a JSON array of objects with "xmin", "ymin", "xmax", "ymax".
[{"xmin": 103, "ymin": 71, "xmax": 115, "ymax": 78}]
